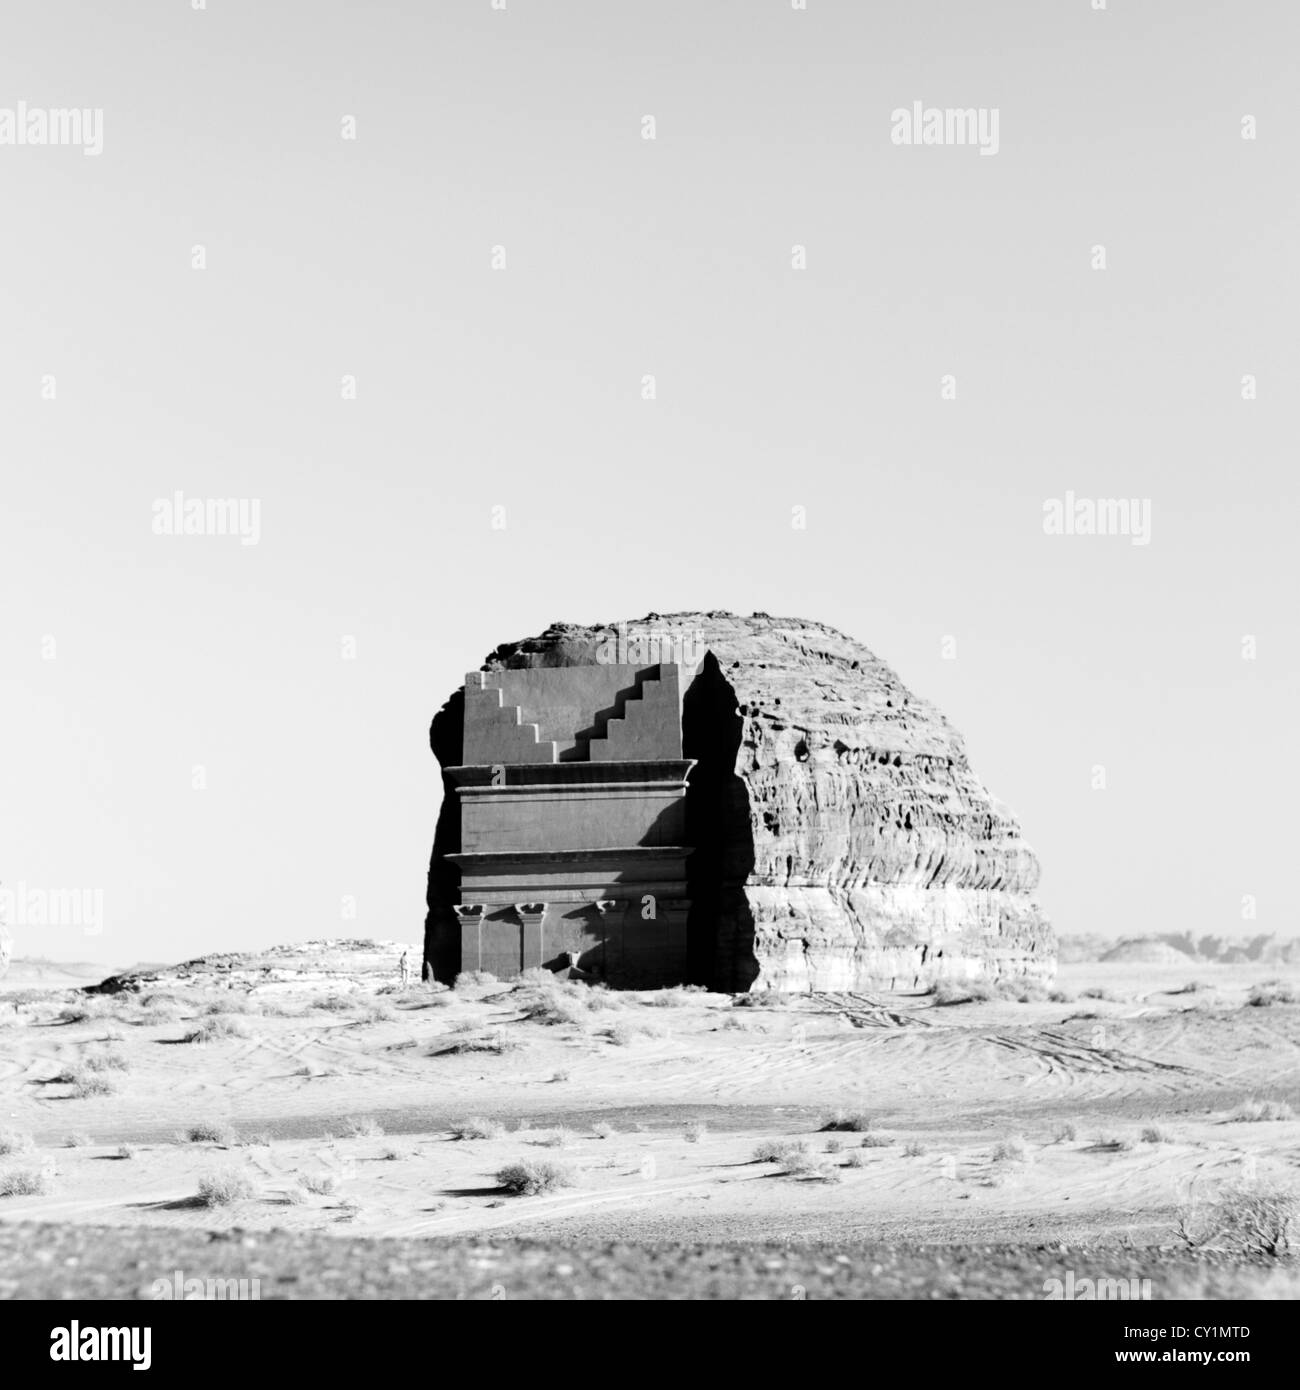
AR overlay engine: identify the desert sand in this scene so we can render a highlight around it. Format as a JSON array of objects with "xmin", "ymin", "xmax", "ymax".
[{"xmin": 1, "ymin": 942, "xmax": 1297, "ymax": 1297}]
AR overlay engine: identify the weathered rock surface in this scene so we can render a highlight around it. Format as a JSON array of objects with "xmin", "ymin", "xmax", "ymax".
[{"xmin": 428, "ymin": 612, "xmax": 1054, "ymax": 993}]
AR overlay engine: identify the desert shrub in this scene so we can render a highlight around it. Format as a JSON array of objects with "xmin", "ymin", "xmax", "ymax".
[
  {"xmin": 357, "ymin": 1003, "xmax": 396, "ymax": 1025},
  {"xmin": 0, "ymin": 1167, "xmax": 52, "ymax": 1197},
  {"xmin": 732, "ymin": 992, "xmax": 785, "ymax": 1009},
  {"xmin": 517, "ymin": 968, "xmax": 559, "ymax": 986},
  {"xmin": 643, "ymin": 987, "xmax": 698, "ymax": 1008},
  {"xmin": 824, "ymin": 1137, "xmax": 843, "ymax": 1155},
  {"xmin": 1141, "ymin": 1125, "xmax": 1171, "ymax": 1144},
  {"xmin": 0, "ymin": 1130, "xmax": 35, "ymax": 1158},
  {"xmin": 204, "ymin": 996, "xmax": 257, "ymax": 1016},
  {"xmin": 449, "ymin": 1117, "xmax": 503, "ymax": 1141},
  {"xmin": 683, "ymin": 1120, "xmax": 707, "ymax": 1144},
  {"xmin": 437, "ymin": 1030, "xmax": 521, "ymax": 1056},
  {"xmin": 1081, "ymin": 987, "xmax": 1125, "ymax": 1002},
  {"xmin": 80, "ymin": 1047, "xmax": 128, "ymax": 1073},
  {"xmin": 903, "ymin": 1141, "xmax": 926, "ymax": 1157},
  {"xmin": 844, "ymin": 1150, "xmax": 869, "ymax": 1168},
  {"xmin": 550, "ymin": 1069, "xmax": 571, "ymax": 1083},
  {"xmin": 1014, "ymin": 984, "xmax": 1049, "ymax": 1003},
  {"xmin": 1048, "ymin": 988, "xmax": 1076, "ymax": 1004},
  {"xmin": 1055, "ymin": 1123, "xmax": 1078, "ymax": 1143},
  {"xmin": 930, "ymin": 980, "xmax": 994, "ymax": 1006},
  {"xmin": 1173, "ymin": 981, "xmax": 1210, "ymax": 995},
  {"xmin": 378, "ymin": 1145, "xmax": 404, "ymax": 1161},
  {"xmin": 256, "ymin": 999, "xmax": 300, "ymax": 1018},
  {"xmin": 821, "ymin": 1109, "xmax": 872, "ymax": 1133},
  {"xmin": 991, "ymin": 1135, "xmax": 1030, "ymax": 1164},
  {"xmin": 57, "ymin": 998, "xmax": 119, "ymax": 1024},
  {"xmin": 115, "ymin": 1144, "xmax": 135, "ymax": 1160},
  {"xmin": 240, "ymin": 1133, "xmax": 273, "ymax": 1148},
  {"xmin": 1214, "ymin": 1183, "xmax": 1298, "ymax": 1256},
  {"xmin": 1091, "ymin": 1134, "xmax": 1134, "ymax": 1153},
  {"xmin": 752, "ymin": 1138, "xmax": 809, "ymax": 1165},
  {"xmin": 310, "ymin": 994, "xmax": 355, "ymax": 1013},
  {"xmin": 582, "ymin": 986, "xmax": 626, "ymax": 1013},
  {"xmin": 536, "ymin": 1129, "xmax": 573, "ymax": 1149},
  {"xmin": 297, "ymin": 1171, "xmax": 339, "ymax": 1196},
  {"xmin": 454, "ymin": 971, "xmax": 498, "ymax": 990},
  {"xmin": 1178, "ymin": 1181, "xmax": 1298, "ymax": 1256},
  {"xmin": 591, "ymin": 1122, "xmax": 617, "ymax": 1139},
  {"xmin": 184, "ymin": 1121, "xmax": 238, "ymax": 1145},
  {"xmin": 1229, "ymin": 1099, "xmax": 1294, "ymax": 1123},
  {"xmin": 341, "ymin": 1116, "xmax": 384, "ymax": 1138},
  {"xmin": 63, "ymin": 1133, "xmax": 92, "ymax": 1149},
  {"xmin": 197, "ymin": 1168, "xmax": 255, "ymax": 1206},
  {"xmin": 1247, "ymin": 981, "xmax": 1299, "ymax": 1008},
  {"xmin": 605, "ymin": 1019, "xmax": 665, "ymax": 1046},
  {"xmin": 184, "ymin": 1015, "xmax": 252, "ymax": 1043},
  {"xmin": 524, "ymin": 992, "xmax": 591, "ymax": 1027},
  {"xmin": 780, "ymin": 1149, "xmax": 842, "ymax": 1182},
  {"xmin": 860, "ymin": 1133, "xmax": 893, "ymax": 1148},
  {"xmin": 62, "ymin": 1068, "xmax": 116, "ymax": 1098},
  {"xmin": 495, "ymin": 1159, "xmax": 574, "ymax": 1195}
]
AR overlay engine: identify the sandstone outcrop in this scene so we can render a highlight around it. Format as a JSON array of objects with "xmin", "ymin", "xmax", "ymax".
[{"xmin": 425, "ymin": 612, "xmax": 1054, "ymax": 993}]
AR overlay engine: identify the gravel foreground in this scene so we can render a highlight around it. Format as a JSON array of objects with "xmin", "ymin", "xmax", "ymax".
[{"xmin": 1, "ymin": 1222, "xmax": 1294, "ymax": 1300}]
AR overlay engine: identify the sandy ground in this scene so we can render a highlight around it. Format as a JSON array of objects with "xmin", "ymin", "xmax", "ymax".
[{"xmin": 1, "ymin": 945, "xmax": 1297, "ymax": 1295}]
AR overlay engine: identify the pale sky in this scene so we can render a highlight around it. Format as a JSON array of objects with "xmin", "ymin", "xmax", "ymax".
[{"xmin": 1, "ymin": 0, "xmax": 1296, "ymax": 965}]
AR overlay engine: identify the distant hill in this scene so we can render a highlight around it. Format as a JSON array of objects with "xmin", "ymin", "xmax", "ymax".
[
  {"xmin": 1, "ymin": 957, "xmax": 122, "ymax": 990},
  {"xmin": 1099, "ymin": 939, "xmax": 1195, "ymax": 966},
  {"xmin": 1060, "ymin": 933, "xmax": 1300, "ymax": 965}
]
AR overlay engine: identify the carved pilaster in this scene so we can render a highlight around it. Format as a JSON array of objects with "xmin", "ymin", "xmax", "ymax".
[
  {"xmin": 511, "ymin": 901, "xmax": 548, "ymax": 971},
  {"xmin": 453, "ymin": 903, "xmax": 487, "ymax": 974}
]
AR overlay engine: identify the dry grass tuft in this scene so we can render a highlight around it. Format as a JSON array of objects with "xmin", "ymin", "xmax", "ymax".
[
  {"xmin": 0, "ymin": 1167, "xmax": 52, "ymax": 1197},
  {"xmin": 55, "ymin": 1065, "xmax": 118, "ymax": 1098},
  {"xmin": 1177, "ymin": 1180, "xmax": 1298, "ymax": 1256},
  {"xmin": 183, "ymin": 1015, "xmax": 252, "ymax": 1043},
  {"xmin": 0, "ymin": 1130, "xmax": 35, "ymax": 1158},
  {"xmin": 297, "ymin": 1171, "xmax": 340, "ymax": 1196},
  {"xmin": 1229, "ymin": 1099, "xmax": 1295, "ymax": 1123},
  {"xmin": 204, "ymin": 996, "xmax": 258, "ymax": 1016},
  {"xmin": 821, "ymin": 1109, "xmax": 872, "ymax": 1133},
  {"xmin": 80, "ymin": 1047, "xmax": 128, "ymax": 1073},
  {"xmin": 197, "ymin": 1167, "xmax": 255, "ymax": 1206},
  {"xmin": 448, "ymin": 1117, "xmax": 503, "ymax": 1141},
  {"xmin": 752, "ymin": 1138, "xmax": 809, "ymax": 1165},
  {"xmin": 495, "ymin": 1159, "xmax": 574, "ymax": 1195},
  {"xmin": 183, "ymin": 1120, "xmax": 238, "ymax": 1146},
  {"xmin": 1248, "ymin": 981, "xmax": 1299, "ymax": 1008},
  {"xmin": 930, "ymin": 980, "xmax": 995, "ymax": 1006},
  {"xmin": 605, "ymin": 1019, "xmax": 666, "ymax": 1046},
  {"xmin": 991, "ymin": 1135, "xmax": 1030, "ymax": 1164},
  {"xmin": 436, "ymin": 1029, "xmax": 522, "ymax": 1056}
]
